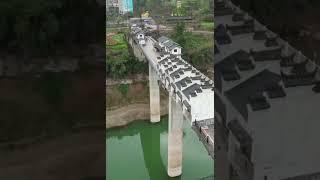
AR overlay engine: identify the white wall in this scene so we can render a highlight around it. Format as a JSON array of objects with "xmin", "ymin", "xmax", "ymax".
[
  {"xmin": 247, "ymin": 87, "xmax": 320, "ymax": 180},
  {"xmin": 171, "ymin": 47, "xmax": 182, "ymax": 55},
  {"xmin": 139, "ymin": 39, "xmax": 146, "ymax": 45},
  {"xmin": 190, "ymin": 90, "xmax": 214, "ymax": 123},
  {"xmin": 137, "ymin": 33, "xmax": 144, "ymax": 39}
]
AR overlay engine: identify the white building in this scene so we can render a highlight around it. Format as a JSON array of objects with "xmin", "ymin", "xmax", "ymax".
[
  {"xmin": 215, "ymin": 1, "xmax": 320, "ymax": 180},
  {"xmin": 106, "ymin": 0, "xmax": 133, "ymax": 15},
  {"xmin": 131, "ymin": 27, "xmax": 146, "ymax": 45},
  {"xmin": 158, "ymin": 36, "xmax": 182, "ymax": 57},
  {"xmin": 155, "ymin": 53, "xmax": 214, "ymax": 124},
  {"xmin": 106, "ymin": 0, "xmax": 121, "ymax": 14}
]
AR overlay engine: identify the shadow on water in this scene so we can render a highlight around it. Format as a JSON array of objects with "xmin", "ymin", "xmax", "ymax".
[{"xmin": 140, "ymin": 119, "xmax": 182, "ymax": 180}]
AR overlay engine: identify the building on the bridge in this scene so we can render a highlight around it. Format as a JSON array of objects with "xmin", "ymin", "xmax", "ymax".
[
  {"xmin": 155, "ymin": 51, "xmax": 214, "ymax": 124},
  {"xmin": 131, "ymin": 27, "xmax": 146, "ymax": 45},
  {"xmin": 156, "ymin": 36, "xmax": 182, "ymax": 57},
  {"xmin": 215, "ymin": 1, "xmax": 320, "ymax": 180}
]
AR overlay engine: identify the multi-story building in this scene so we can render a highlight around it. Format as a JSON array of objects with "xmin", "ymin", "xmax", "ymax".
[
  {"xmin": 106, "ymin": 0, "xmax": 133, "ymax": 15},
  {"xmin": 106, "ymin": 0, "xmax": 121, "ymax": 15},
  {"xmin": 214, "ymin": 1, "xmax": 320, "ymax": 180}
]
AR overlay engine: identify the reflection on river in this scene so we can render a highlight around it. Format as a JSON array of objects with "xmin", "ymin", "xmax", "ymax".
[{"xmin": 107, "ymin": 116, "xmax": 213, "ymax": 180}]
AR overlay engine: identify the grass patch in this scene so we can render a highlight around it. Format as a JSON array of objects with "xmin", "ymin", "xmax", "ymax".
[
  {"xmin": 184, "ymin": 33, "xmax": 212, "ymax": 50},
  {"xmin": 112, "ymin": 34, "xmax": 126, "ymax": 44},
  {"xmin": 170, "ymin": 32, "xmax": 213, "ymax": 73},
  {"xmin": 200, "ymin": 22, "xmax": 214, "ymax": 31},
  {"xmin": 118, "ymin": 84, "xmax": 129, "ymax": 97},
  {"xmin": 107, "ymin": 33, "xmax": 127, "ymax": 51}
]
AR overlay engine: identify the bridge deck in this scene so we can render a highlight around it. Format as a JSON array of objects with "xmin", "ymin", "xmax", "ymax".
[{"xmin": 141, "ymin": 38, "xmax": 158, "ymax": 69}]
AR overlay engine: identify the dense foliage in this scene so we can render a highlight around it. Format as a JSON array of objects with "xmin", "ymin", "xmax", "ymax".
[
  {"xmin": 170, "ymin": 23, "xmax": 213, "ymax": 72},
  {"xmin": 133, "ymin": 0, "xmax": 213, "ymax": 18},
  {"xmin": 106, "ymin": 33, "xmax": 148, "ymax": 79},
  {"xmin": 0, "ymin": 0, "xmax": 104, "ymax": 57}
]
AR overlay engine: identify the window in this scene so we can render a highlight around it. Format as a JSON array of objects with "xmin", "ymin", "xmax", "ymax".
[
  {"xmin": 174, "ymin": 49, "xmax": 177, "ymax": 52},
  {"xmin": 264, "ymin": 176, "xmax": 268, "ymax": 180}
]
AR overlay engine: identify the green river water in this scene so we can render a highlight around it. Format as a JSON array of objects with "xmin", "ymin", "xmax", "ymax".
[{"xmin": 107, "ymin": 116, "xmax": 214, "ymax": 180}]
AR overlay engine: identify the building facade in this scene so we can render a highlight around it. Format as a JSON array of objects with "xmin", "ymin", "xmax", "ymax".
[
  {"xmin": 215, "ymin": 1, "xmax": 320, "ymax": 180},
  {"xmin": 106, "ymin": 0, "xmax": 132, "ymax": 15}
]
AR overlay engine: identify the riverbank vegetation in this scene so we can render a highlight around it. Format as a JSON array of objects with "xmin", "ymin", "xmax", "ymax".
[
  {"xmin": 106, "ymin": 31, "xmax": 149, "ymax": 79},
  {"xmin": 170, "ymin": 23, "xmax": 213, "ymax": 75},
  {"xmin": 199, "ymin": 22, "xmax": 214, "ymax": 31},
  {"xmin": 107, "ymin": 82, "xmax": 168, "ymax": 110}
]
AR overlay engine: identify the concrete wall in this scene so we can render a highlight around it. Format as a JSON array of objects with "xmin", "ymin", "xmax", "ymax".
[
  {"xmin": 247, "ymin": 86, "xmax": 320, "ymax": 180},
  {"xmin": 190, "ymin": 90, "xmax": 215, "ymax": 123},
  {"xmin": 128, "ymin": 37, "xmax": 146, "ymax": 62},
  {"xmin": 149, "ymin": 64, "xmax": 160, "ymax": 123},
  {"xmin": 170, "ymin": 47, "xmax": 182, "ymax": 56}
]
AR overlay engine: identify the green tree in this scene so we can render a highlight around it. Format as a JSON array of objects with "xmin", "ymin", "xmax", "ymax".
[{"xmin": 172, "ymin": 22, "xmax": 187, "ymax": 47}]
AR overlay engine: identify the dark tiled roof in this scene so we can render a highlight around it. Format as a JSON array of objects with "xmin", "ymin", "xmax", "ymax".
[
  {"xmin": 253, "ymin": 30, "xmax": 267, "ymax": 40},
  {"xmin": 158, "ymin": 36, "xmax": 170, "ymax": 43},
  {"xmin": 215, "ymin": 24, "xmax": 232, "ymax": 45},
  {"xmin": 280, "ymin": 53, "xmax": 297, "ymax": 67},
  {"xmin": 182, "ymin": 83, "xmax": 202, "ymax": 100},
  {"xmin": 183, "ymin": 100, "xmax": 191, "ymax": 111},
  {"xmin": 214, "ymin": 1, "xmax": 233, "ymax": 16},
  {"xmin": 225, "ymin": 70, "xmax": 282, "ymax": 120},
  {"xmin": 248, "ymin": 92, "xmax": 270, "ymax": 111},
  {"xmin": 281, "ymin": 66, "xmax": 318, "ymax": 87},
  {"xmin": 232, "ymin": 12, "xmax": 244, "ymax": 22},
  {"xmin": 250, "ymin": 48, "xmax": 282, "ymax": 61},
  {"xmin": 170, "ymin": 68, "xmax": 183, "ymax": 79},
  {"xmin": 265, "ymin": 83, "xmax": 286, "ymax": 98},
  {"xmin": 226, "ymin": 21, "xmax": 254, "ymax": 35},
  {"xmin": 191, "ymin": 76, "xmax": 202, "ymax": 80},
  {"xmin": 177, "ymin": 91, "xmax": 182, "ymax": 100},
  {"xmin": 264, "ymin": 37, "xmax": 279, "ymax": 47}
]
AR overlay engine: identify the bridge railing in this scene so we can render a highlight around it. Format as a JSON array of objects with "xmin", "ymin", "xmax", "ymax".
[{"xmin": 192, "ymin": 120, "xmax": 214, "ymax": 157}]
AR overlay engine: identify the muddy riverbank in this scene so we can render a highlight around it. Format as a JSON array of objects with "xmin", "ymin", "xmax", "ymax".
[{"xmin": 106, "ymin": 99, "xmax": 168, "ymax": 129}]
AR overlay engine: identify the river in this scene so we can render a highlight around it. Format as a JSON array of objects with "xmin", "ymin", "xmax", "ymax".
[{"xmin": 107, "ymin": 116, "xmax": 214, "ymax": 180}]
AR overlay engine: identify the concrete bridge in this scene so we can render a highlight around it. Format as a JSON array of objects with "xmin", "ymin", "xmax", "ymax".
[{"xmin": 128, "ymin": 27, "xmax": 214, "ymax": 177}]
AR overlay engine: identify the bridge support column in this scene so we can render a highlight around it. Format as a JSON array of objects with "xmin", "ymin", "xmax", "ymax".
[
  {"xmin": 149, "ymin": 64, "xmax": 160, "ymax": 123},
  {"xmin": 167, "ymin": 94, "xmax": 183, "ymax": 177}
]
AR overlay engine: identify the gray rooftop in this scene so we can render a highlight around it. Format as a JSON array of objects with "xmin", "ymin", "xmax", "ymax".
[{"xmin": 182, "ymin": 83, "xmax": 203, "ymax": 100}]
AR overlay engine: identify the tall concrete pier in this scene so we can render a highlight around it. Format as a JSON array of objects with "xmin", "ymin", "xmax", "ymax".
[
  {"xmin": 149, "ymin": 64, "xmax": 160, "ymax": 123},
  {"xmin": 167, "ymin": 93, "xmax": 183, "ymax": 177}
]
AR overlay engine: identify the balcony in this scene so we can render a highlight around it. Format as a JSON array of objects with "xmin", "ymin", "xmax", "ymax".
[{"xmin": 192, "ymin": 120, "xmax": 214, "ymax": 159}]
